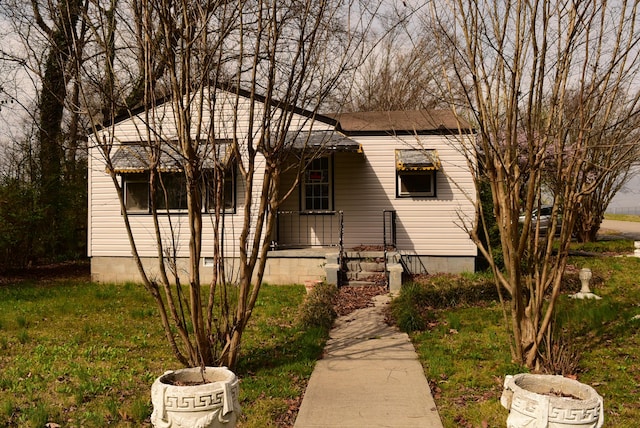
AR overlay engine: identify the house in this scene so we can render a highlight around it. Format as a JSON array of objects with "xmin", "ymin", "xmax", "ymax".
[{"xmin": 88, "ymin": 88, "xmax": 477, "ymax": 290}]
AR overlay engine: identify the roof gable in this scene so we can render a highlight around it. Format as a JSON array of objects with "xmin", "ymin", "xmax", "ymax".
[{"xmin": 97, "ymin": 84, "xmax": 338, "ymax": 132}]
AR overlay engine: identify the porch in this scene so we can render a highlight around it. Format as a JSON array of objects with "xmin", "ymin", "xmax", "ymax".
[{"xmin": 268, "ymin": 210, "xmax": 404, "ymax": 290}]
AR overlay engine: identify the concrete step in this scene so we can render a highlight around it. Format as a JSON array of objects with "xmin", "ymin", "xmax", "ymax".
[
  {"xmin": 340, "ymin": 250, "xmax": 400, "ymax": 288},
  {"xmin": 341, "ymin": 279, "xmax": 384, "ymax": 287},
  {"xmin": 344, "ymin": 250, "xmax": 385, "ymax": 259},
  {"xmin": 343, "ymin": 271, "xmax": 385, "ymax": 286},
  {"xmin": 345, "ymin": 259, "xmax": 385, "ymax": 270},
  {"xmin": 346, "ymin": 271, "xmax": 385, "ymax": 281}
]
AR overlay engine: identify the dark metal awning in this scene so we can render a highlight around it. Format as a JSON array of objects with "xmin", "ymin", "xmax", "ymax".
[
  {"xmin": 395, "ymin": 149, "xmax": 441, "ymax": 171},
  {"xmin": 110, "ymin": 142, "xmax": 233, "ymax": 173},
  {"xmin": 287, "ymin": 130, "xmax": 362, "ymax": 153},
  {"xmin": 110, "ymin": 131, "xmax": 360, "ymax": 173}
]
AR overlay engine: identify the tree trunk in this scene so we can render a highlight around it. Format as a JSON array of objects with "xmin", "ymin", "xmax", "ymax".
[{"xmin": 34, "ymin": 0, "xmax": 83, "ymax": 256}]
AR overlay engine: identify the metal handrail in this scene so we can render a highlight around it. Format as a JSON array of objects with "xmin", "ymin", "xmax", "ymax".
[{"xmin": 383, "ymin": 210, "xmax": 397, "ymax": 289}]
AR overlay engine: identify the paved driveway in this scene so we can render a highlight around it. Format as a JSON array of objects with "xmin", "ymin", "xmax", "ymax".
[{"xmin": 599, "ymin": 219, "xmax": 640, "ymax": 240}]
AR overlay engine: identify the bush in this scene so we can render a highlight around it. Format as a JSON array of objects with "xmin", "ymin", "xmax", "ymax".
[
  {"xmin": 298, "ymin": 282, "xmax": 338, "ymax": 329},
  {"xmin": 390, "ymin": 273, "xmax": 499, "ymax": 333},
  {"xmin": 0, "ymin": 178, "xmax": 43, "ymax": 269},
  {"xmin": 539, "ymin": 333, "xmax": 581, "ymax": 376},
  {"xmin": 390, "ymin": 282, "xmax": 432, "ymax": 332}
]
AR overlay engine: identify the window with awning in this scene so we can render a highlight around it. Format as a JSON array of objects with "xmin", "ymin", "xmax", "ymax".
[
  {"xmin": 395, "ymin": 149, "xmax": 440, "ymax": 171},
  {"xmin": 395, "ymin": 149, "xmax": 439, "ymax": 197},
  {"xmin": 110, "ymin": 141, "xmax": 236, "ymax": 213}
]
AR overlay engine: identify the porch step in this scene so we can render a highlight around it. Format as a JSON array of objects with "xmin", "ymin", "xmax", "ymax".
[
  {"xmin": 325, "ymin": 250, "xmax": 404, "ymax": 291},
  {"xmin": 341, "ymin": 251, "xmax": 391, "ymax": 287},
  {"xmin": 342, "ymin": 279, "xmax": 384, "ymax": 287}
]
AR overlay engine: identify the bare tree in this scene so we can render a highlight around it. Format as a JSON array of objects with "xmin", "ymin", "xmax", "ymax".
[
  {"xmin": 83, "ymin": 0, "xmax": 382, "ymax": 369},
  {"xmin": 550, "ymin": 91, "xmax": 640, "ymax": 242},
  {"xmin": 0, "ymin": 0, "xmax": 96, "ymax": 263},
  {"xmin": 345, "ymin": 36, "xmax": 442, "ymax": 111},
  {"xmin": 341, "ymin": 21, "xmax": 471, "ymax": 113},
  {"xmin": 428, "ymin": 0, "xmax": 640, "ymax": 369}
]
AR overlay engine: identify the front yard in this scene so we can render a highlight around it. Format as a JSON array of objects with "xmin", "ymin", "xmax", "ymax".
[
  {"xmin": 394, "ymin": 240, "xmax": 640, "ymax": 427},
  {"xmin": 2, "ymin": 239, "xmax": 639, "ymax": 427},
  {"xmin": 0, "ymin": 268, "xmax": 326, "ymax": 427}
]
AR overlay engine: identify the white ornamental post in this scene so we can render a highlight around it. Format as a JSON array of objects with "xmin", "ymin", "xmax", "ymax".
[{"xmin": 570, "ymin": 268, "xmax": 602, "ymax": 300}]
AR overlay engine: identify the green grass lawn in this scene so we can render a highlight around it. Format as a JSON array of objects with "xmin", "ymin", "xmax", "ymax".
[
  {"xmin": 0, "ymin": 278, "xmax": 326, "ymax": 427},
  {"xmin": 604, "ymin": 213, "xmax": 640, "ymax": 222},
  {"xmin": 4, "ymin": 239, "xmax": 639, "ymax": 427},
  {"xmin": 397, "ymin": 240, "xmax": 640, "ymax": 427}
]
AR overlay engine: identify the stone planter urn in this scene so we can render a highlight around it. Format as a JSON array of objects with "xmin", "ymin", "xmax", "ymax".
[
  {"xmin": 151, "ymin": 366, "xmax": 240, "ymax": 428},
  {"xmin": 501, "ymin": 374, "xmax": 603, "ymax": 428}
]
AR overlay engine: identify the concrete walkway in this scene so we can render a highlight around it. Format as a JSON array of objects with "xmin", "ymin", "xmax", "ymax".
[
  {"xmin": 294, "ymin": 294, "xmax": 444, "ymax": 428},
  {"xmin": 600, "ymin": 219, "xmax": 640, "ymax": 240}
]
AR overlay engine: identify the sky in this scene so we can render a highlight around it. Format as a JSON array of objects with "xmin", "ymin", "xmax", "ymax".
[
  {"xmin": 1, "ymin": 1, "xmax": 638, "ymax": 214},
  {"xmin": 608, "ymin": 171, "xmax": 640, "ymax": 214}
]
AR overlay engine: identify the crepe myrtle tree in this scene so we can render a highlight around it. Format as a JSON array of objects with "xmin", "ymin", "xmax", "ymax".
[
  {"xmin": 81, "ymin": 0, "xmax": 387, "ymax": 370},
  {"xmin": 427, "ymin": 0, "xmax": 640, "ymax": 369},
  {"xmin": 547, "ymin": 92, "xmax": 640, "ymax": 243}
]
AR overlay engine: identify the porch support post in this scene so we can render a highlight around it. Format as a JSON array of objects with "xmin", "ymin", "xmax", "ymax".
[
  {"xmin": 387, "ymin": 263, "xmax": 403, "ymax": 294},
  {"xmin": 324, "ymin": 252, "xmax": 341, "ymax": 286}
]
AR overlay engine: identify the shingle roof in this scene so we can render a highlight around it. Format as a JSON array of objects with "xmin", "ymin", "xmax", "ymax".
[{"xmin": 331, "ymin": 110, "xmax": 472, "ymax": 135}]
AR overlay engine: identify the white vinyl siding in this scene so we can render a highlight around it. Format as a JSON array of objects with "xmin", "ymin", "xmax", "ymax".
[
  {"xmin": 336, "ymin": 135, "xmax": 475, "ymax": 255},
  {"xmin": 277, "ymin": 134, "xmax": 476, "ymax": 256},
  {"xmin": 88, "ymin": 88, "xmax": 334, "ymax": 259}
]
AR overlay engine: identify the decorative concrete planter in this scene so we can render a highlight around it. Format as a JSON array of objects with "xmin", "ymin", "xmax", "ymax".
[
  {"xmin": 501, "ymin": 374, "xmax": 603, "ymax": 428},
  {"xmin": 151, "ymin": 366, "xmax": 240, "ymax": 428}
]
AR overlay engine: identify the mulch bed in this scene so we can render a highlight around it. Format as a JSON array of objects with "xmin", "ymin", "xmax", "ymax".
[{"xmin": 334, "ymin": 285, "xmax": 388, "ymax": 316}]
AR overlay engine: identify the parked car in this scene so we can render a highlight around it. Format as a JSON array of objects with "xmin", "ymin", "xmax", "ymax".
[{"xmin": 518, "ymin": 205, "xmax": 562, "ymax": 235}]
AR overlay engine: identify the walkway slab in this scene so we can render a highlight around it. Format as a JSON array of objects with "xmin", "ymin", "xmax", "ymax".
[{"xmin": 294, "ymin": 295, "xmax": 444, "ymax": 428}]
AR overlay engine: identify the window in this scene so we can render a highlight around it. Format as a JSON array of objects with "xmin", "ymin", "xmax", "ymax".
[
  {"xmin": 395, "ymin": 149, "xmax": 439, "ymax": 198},
  {"xmin": 397, "ymin": 170, "xmax": 436, "ymax": 197},
  {"xmin": 156, "ymin": 173, "xmax": 188, "ymax": 210},
  {"xmin": 205, "ymin": 166, "xmax": 236, "ymax": 213},
  {"xmin": 124, "ymin": 175, "xmax": 149, "ymax": 212},
  {"xmin": 303, "ymin": 156, "xmax": 332, "ymax": 211},
  {"xmin": 122, "ymin": 167, "xmax": 236, "ymax": 213},
  {"xmin": 122, "ymin": 172, "xmax": 187, "ymax": 211}
]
